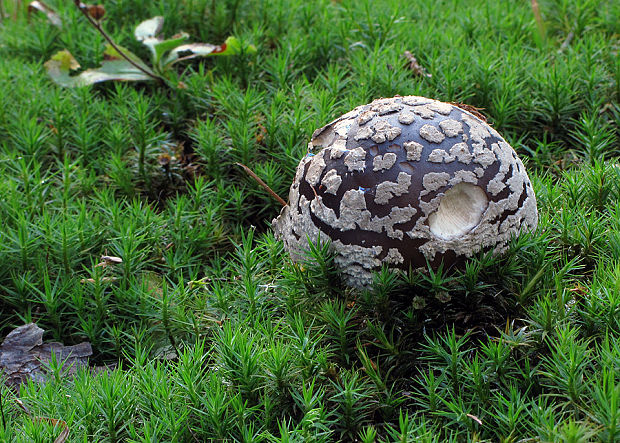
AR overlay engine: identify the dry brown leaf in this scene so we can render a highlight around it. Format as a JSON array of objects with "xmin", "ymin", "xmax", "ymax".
[
  {"xmin": 87, "ymin": 4, "xmax": 105, "ymax": 21},
  {"xmin": 450, "ymin": 102, "xmax": 489, "ymax": 123},
  {"xmin": 54, "ymin": 425, "xmax": 70, "ymax": 443},
  {"xmin": 13, "ymin": 391, "xmax": 70, "ymax": 441},
  {"xmin": 101, "ymin": 255, "xmax": 123, "ymax": 263},
  {"xmin": 80, "ymin": 276, "xmax": 117, "ymax": 283},
  {"xmin": 33, "ymin": 417, "xmax": 69, "ymax": 443}
]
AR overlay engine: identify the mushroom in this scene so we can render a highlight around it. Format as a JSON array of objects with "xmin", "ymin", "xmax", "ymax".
[{"xmin": 273, "ymin": 96, "xmax": 538, "ymax": 288}]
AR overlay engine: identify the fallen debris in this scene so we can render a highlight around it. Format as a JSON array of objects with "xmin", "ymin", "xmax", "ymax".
[
  {"xmin": 95, "ymin": 254, "xmax": 123, "ymax": 268},
  {"xmin": 80, "ymin": 276, "xmax": 117, "ymax": 283},
  {"xmin": 13, "ymin": 397, "xmax": 70, "ymax": 443},
  {"xmin": 0, "ymin": 323, "xmax": 92, "ymax": 389},
  {"xmin": 403, "ymin": 50, "xmax": 431, "ymax": 78},
  {"xmin": 28, "ymin": 1, "xmax": 62, "ymax": 27},
  {"xmin": 450, "ymin": 102, "xmax": 489, "ymax": 123}
]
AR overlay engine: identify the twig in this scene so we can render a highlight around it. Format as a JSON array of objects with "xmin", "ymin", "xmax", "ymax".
[
  {"xmin": 236, "ymin": 162, "xmax": 287, "ymax": 207},
  {"xmin": 531, "ymin": 0, "xmax": 547, "ymax": 44},
  {"xmin": 403, "ymin": 50, "xmax": 431, "ymax": 78},
  {"xmin": 14, "ymin": 0, "xmax": 22, "ymax": 22},
  {"xmin": 0, "ymin": 383, "xmax": 5, "ymax": 430},
  {"xmin": 11, "ymin": 0, "xmax": 22, "ymax": 21},
  {"xmin": 73, "ymin": 0, "xmax": 169, "ymax": 86}
]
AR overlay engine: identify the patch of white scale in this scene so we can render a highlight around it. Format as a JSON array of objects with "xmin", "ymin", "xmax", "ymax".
[
  {"xmin": 419, "ymin": 124, "xmax": 445, "ymax": 144},
  {"xmin": 310, "ymin": 189, "xmax": 416, "ymax": 240},
  {"xmin": 305, "ymin": 155, "xmax": 326, "ymax": 186},
  {"xmin": 427, "ymin": 143, "xmax": 473, "ymax": 164},
  {"xmin": 357, "ymin": 110, "xmax": 375, "ymax": 126},
  {"xmin": 328, "ymin": 140, "xmax": 347, "ymax": 159},
  {"xmin": 354, "ymin": 125, "xmax": 374, "ymax": 141},
  {"xmin": 426, "ymin": 101, "xmax": 453, "ymax": 115},
  {"xmin": 373, "ymin": 153, "xmax": 397, "ymax": 171},
  {"xmin": 384, "ymin": 248, "xmax": 404, "ymax": 264},
  {"xmin": 439, "ymin": 119, "xmax": 463, "ymax": 137},
  {"xmin": 422, "ymin": 172, "xmax": 450, "ymax": 193},
  {"xmin": 398, "ymin": 111, "xmax": 415, "ymax": 125},
  {"xmin": 371, "ymin": 101, "xmax": 403, "ymax": 115},
  {"xmin": 404, "ymin": 141, "xmax": 424, "ymax": 161},
  {"xmin": 343, "ymin": 147, "xmax": 366, "ymax": 172},
  {"xmin": 375, "ymin": 172, "xmax": 412, "ymax": 204},
  {"xmin": 321, "ymin": 169, "xmax": 342, "ymax": 195},
  {"xmin": 402, "ymin": 96, "xmax": 433, "ymax": 106},
  {"xmin": 332, "ymin": 242, "xmax": 383, "ymax": 287},
  {"xmin": 371, "ymin": 120, "xmax": 402, "ymax": 144},
  {"xmin": 461, "ymin": 114, "xmax": 497, "ymax": 167}
]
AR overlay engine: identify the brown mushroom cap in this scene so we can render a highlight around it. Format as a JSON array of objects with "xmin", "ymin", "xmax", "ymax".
[{"xmin": 273, "ymin": 96, "xmax": 538, "ymax": 288}]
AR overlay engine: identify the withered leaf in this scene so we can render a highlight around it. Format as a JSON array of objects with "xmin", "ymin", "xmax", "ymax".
[
  {"xmin": 450, "ymin": 102, "xmax": 489, "ymax": 123},
  {"xmin": 28, "ymin": 1, "xmax": 62, "ymax": 28},
  {"xmin": 101, "ymin": 255, "xmax": 123, "ymax": 263}
]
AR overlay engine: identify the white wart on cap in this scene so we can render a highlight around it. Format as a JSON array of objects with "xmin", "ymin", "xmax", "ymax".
[{"xmin": 273, "ymin": 96, "xmax": 538, "ymax": 288}]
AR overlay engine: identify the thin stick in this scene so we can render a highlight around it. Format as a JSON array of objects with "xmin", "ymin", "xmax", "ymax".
[
  {"xmin": 13, "ymin": 0, "xmax": 21, "ymax": 21},
  {"xmin": 236, "ymin": 162, "xmax": 287, "ymax": 207},
  {"xmin": 0, "ymin": 384, "xmax": 5, "ymax": 430},
  {"xmin": 73, "ymin": 0, "xmax": 169, "ymax": 86},
  {"xmin": 531, "ymin": 0, "xmax": 546, "ymax": 44}
]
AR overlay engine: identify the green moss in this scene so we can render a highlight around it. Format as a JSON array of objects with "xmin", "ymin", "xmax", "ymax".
[{"xmin": 0, "ymin": 0, "xmax": 618, "ymax": 441}]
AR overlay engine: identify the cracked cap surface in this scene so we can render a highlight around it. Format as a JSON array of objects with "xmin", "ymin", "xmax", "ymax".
[{"xmin": 273, "ymin": 96, "xmax": 538, "ymax": 288}]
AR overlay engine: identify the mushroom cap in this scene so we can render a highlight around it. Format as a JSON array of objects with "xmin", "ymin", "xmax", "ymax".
[{"xmin": 273, "ymin": 96, "xmax": 538, "ymax": 288}]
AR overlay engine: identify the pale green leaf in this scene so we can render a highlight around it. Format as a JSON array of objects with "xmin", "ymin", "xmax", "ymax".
[
  {"xmin": 103, "ymin": 44, "xmax": 155, "ymax": 75},
  {"xmin": 139, "ymin": 32, "xmax": 190, "ymax": 66},
  {"xmin": 152, "ymin": 33, "xmax": 189, "ymax": 62},
  {"xmin": 45, "ymin": 50, "xmax": 81, "ymax": 87},
  {"xmin": 47, "ymin": 50, "xmax": 80, "ymax": 71},
  {"xmin": 79, "ymin": 60, "xmax": 153, "ymax": 84},
  {"xmin": 214, "ymin": 36, "xmax": 242, "ymax": 55},
  {"xmin": 45, "ymin": 50, "xmax": 152, "ymax": 87},
  {"xmin": 212, "ymin": 36, "xmax": 257, "ymax": 56}
]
